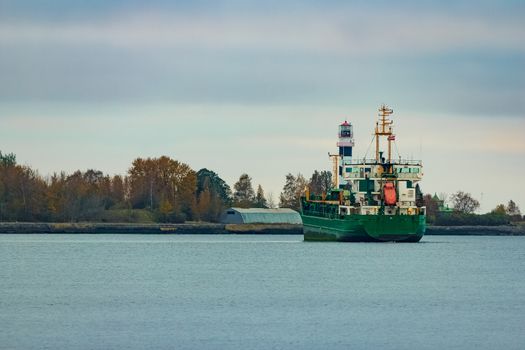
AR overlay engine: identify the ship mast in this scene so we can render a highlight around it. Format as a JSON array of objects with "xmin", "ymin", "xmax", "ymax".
[{"xmin": 374, "ymin": 105, "xmax": 395, "ymax": 163}]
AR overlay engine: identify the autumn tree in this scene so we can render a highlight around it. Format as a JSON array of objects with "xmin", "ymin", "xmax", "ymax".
[
  {"xmin": 109, "ymin": 175, "xmax": 127, "ymax": 208},
  {"xmin": 19, "ymin": 166, "xmax": 49, "ymax": 221},
  {"xmin": 233, "ymin": 173, "xmax": 256, "ymax": 208},
  {"xmin": 196, "ymin": 181, "xmax": 212, "ymax": 221},
  {"xmin": 194, "ymin": 178, "xmax": 221, "ymax": 222},
  {"xmin": 56, "ymin": 170, "xmax": 111, "ymax": 221},
  {"xmin": 128, "ymin": 156, "xmax": 196, "ymax": 221},
  {"xmin": 46, "ymin": 172, "xmax": 67, "ymax": 221},
  {"xmin": 0, "ymin": 151, "xmax": 203, "ymax": 223},
  {"xmin": 0, "ymin": 161, "xmax": 17, "ymax": 221},
  {"xmin": 450, "ymin": 191, "xmax": 480, "ymax": 214},
  {"xmin": 279, "ymin": 173, "xmax": 307, "ymax": 211},
  {"xmin": 0, "ymin": 151, "xmax": 16, "ymax": 220},
  {"xmin": 489, "ymin": 201, "xmax": 521, "ymax": 221},
  {"xmin": 491, "ymin": 204, "xmax": 507, "ymax": 216},
  {"xmin": 5, "ymin": 166, "xmax": 46, "ymax": 221},
  {"xmin": 0, "ymin": 152, "xmax": 49, "ymax": 221}
]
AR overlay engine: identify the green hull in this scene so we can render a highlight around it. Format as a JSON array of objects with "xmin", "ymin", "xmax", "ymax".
[{"xmin": 302, "ymin": 214, "xmax": 426, "ymax": 242}]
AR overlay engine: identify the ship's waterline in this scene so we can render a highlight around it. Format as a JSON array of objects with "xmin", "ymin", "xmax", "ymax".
[{"xmin": 302, "ymin": 213, "xmax": 425, "ymax": 242}]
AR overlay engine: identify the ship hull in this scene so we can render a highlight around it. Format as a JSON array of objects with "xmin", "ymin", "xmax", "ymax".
[{"xmin": 302, "ymin": 214, "xmax": 425, "ymax": 242}]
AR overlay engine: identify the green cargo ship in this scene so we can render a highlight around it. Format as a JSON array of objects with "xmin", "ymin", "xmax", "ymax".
[{"xmin": 301, "ymin": 105, "xmax": 426, "ymax": 242}]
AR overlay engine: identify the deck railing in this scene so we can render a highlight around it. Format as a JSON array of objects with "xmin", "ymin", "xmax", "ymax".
[{"xmin": 346, "ymin": 159, "xmax": 422, "ymax": 166}]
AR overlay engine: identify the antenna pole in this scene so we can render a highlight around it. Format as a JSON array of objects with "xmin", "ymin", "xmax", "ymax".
[
  {"xmin": 375, "ymin": 105, "xmax": 394, "ymax": 163},
  {"xmin": 375, "ymin": 122, "xmax": 380, "ymax": 162}
]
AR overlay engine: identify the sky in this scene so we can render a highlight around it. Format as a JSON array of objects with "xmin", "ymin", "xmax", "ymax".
[{"xmin": 0, "ymin": 0, "xmax": 524, "ymax": 212}]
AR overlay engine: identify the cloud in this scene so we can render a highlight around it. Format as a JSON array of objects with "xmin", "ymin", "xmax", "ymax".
[
  {"xmin": 0, "ymin": 7, "xmax": 522, "ymax": 116},
  {"xmin": 0, "ymin": 10, "xmax": 523, "ymax": 55}
]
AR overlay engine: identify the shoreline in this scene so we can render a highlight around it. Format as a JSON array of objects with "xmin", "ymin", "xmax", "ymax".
[
  {"xmin": 426, "ymin": 225, "xmax": 525, "ymax": 236},
  {"xmin": 0, "ymin": 222, "xmax": 303, "ymax": 235},
  {"xmin": 0, "ymin": 222, "xmax": 523, "ymax": 235}
]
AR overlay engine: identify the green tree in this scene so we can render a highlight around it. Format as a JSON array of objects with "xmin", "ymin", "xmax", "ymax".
[
  {"xmin": 0, "ymin": 151, "xmax": 16, "ymax": 167},
  {"xmin": 196, "ymin": 170, "xmax": 225, "ymax": 221},
  {"xmin": 309, "ymin": 170, "xmax": 332, "ymax": 194},
  {"xmin": 196, "ymin": 168, "xmax": 232, "ymax": 206},
  {"xmin": 255, "ymin": 185, "xmax": 268, "ymax": 208},
  {"xmin": 279, "ymin": 173, "xmax": 307, "ymax": 211},
  {"xmin": 279, "ymin": 173, "xmax": 296, "ymax": 209},
  {"xmin": 233, "ymin": 174, "xmax": 256, "ymax": 208}
]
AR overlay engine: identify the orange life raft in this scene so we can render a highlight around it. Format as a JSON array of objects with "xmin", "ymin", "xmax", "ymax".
[{"xmin": 383, "ymin": 182, "xmax": 397, "ymax": 206}]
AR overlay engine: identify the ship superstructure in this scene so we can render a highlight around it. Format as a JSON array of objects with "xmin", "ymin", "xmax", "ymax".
[{"xmin": 301, "ymin": 105, "xmax": 426, "ymax": 242}]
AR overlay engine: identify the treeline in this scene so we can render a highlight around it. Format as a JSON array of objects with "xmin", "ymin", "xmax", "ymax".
[
  {"xmin": 3, "ymin": 149, "xmax": 521, "ymax": 225},
  {"xmin": 0, "ymin": 152, "xmax": 239, "ymax": 222},
  {"xmin": 433, "ymin": 213, "xmax": 511, "ymax": 226},
  {"xmin": 0, "ymin": 151, "xmax": 331, "ymax": 223},
  {"xmin": 424, "ymin": 191, "xmax": 522, "ymax": 226}
]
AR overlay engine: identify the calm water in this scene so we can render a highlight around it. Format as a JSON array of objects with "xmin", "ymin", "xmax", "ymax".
[{"xmin": 1, "ymin": 234, "xmax": 524, "ymax": 350}]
